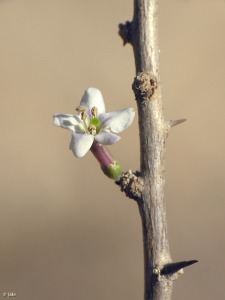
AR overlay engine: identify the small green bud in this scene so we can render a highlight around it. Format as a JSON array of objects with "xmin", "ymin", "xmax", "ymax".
[{"xmin": 102, "ymin": 161, "xmax": 122, "ymax": 180}]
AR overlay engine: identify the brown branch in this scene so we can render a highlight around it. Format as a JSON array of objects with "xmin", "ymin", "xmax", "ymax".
[{"xmin": 117, "ymin": 0, "xmax": 197, "ymax": 299}]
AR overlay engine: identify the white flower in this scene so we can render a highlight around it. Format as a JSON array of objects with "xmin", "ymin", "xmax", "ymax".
[{"xmin": 53, "ymin": 87, "xmax": 135, "ymax": 158}]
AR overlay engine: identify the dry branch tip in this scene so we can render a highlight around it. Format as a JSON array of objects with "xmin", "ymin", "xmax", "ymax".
[{"xmin": 118, "ymin": 21, "xmax": 133, "ymax": 45}]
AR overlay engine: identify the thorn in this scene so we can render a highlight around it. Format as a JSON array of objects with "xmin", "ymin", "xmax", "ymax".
[
  {"xmin": 161, "ymin": 260, "xmax": 198, "ymax": 276},
  {"xmin": 168, "ymin": 118, "xmax": 187, "ymax": 128}
]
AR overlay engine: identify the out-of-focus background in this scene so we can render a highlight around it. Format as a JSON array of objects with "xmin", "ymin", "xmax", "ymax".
[{"xmin": 0, "ymin": 0, "xmax": 224, "ymax": 299}]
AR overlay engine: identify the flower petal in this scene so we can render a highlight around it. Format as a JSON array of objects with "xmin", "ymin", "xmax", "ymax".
[
  {"xmin": 53, "ymin": 114, "xmax": 84, "ymax": 132},
  {"xmin": 99, "ymin": 108, "xmax": 135, "ymax": 133},
  {"xmin": 94, "ymin": 131, "xmax": 121, "ymax": 145},
  {"xmin": 80, "ymin": 88, "xmax": 106, "ymax": 116},
  {"xmin": 69, "ymin": 132, "xmax": 94, "ymax": 158}
]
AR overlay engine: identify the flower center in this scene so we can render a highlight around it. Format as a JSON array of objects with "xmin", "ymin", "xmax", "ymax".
[
  {"xmin": 88, "ymin": 117, "xmax": 101, "ymax": 135},
  {"xmin": 76, "ymin": 105, "xmax": 101, "ymax": 136},
  {"xmin": 88, "ymin": 107, "xmax": 101, "ymax": 135}
]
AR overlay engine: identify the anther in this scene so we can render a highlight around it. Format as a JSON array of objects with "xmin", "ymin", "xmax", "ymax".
[
  {"xmin": 91, "ymin": 106, "xmax": 98, "ymax": 118},
  {"xmin": 81, "ymin": 111, "xmax": 88, "ymax": 121},
  {"xmin": 76, "ymin": 105, "xmax": 86, "ymax": 113},
  {"xmin": 88, "ymin": 124, "xmax": 96, "ymax": 135}
]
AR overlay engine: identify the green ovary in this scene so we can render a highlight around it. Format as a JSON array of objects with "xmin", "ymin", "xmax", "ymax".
[
  {"xmin": 90, "ymin": 118, "xmax": 101, "ymax": 131},
  {"xmin": 103, "ymin": 161, "xmax": 122, "ymax": 180}
]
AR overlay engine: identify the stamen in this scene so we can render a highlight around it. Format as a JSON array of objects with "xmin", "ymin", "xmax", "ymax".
[
  {"xmin": 91, "ymin": 106, "xmax": 98, "ymax": 118},
  {"xmin": 80, "ymin": 111, "xmax": 88, "ymax": 131},
  {"xmin": 81, "ymin": 111, "xmax": 88, "ymax": 121},
  {"xmin": 76, "ymin": 105, "xmax": 86, "ymax": 113},
  {"xmin": 88, "ymin": 124, "xmax": 96, "ymax": 135}
]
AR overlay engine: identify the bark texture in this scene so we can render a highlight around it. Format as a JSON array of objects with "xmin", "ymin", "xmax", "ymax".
[
  {"xmin": 119, "ymin": 1, "xmax": 178, "ymax": 299},
  {"xmin": 131, "ymin": 1, "xmax": 173, "ymax": 299},
  {"xmin": 118, "ymin": 1, "xmax": 197, "ymax": 299}
]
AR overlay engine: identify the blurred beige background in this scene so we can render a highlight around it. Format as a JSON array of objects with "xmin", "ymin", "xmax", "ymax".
[{"xmin": 0, "ymin": 0, "xmax": 225, "ymax": 299}]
